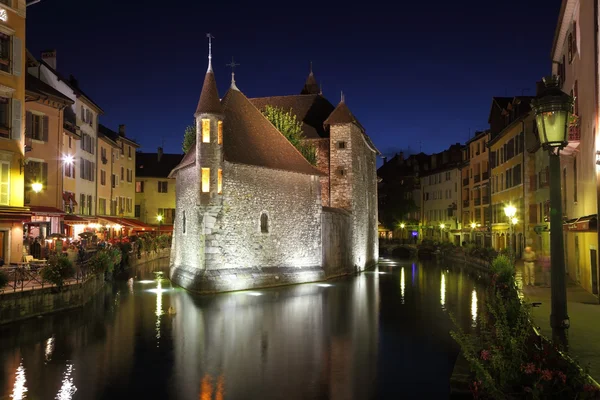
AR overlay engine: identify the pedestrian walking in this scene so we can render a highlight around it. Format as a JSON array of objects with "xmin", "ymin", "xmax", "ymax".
[{"xmin": 523, "ymin": 246, "xmax": 537, "ymax": 286}]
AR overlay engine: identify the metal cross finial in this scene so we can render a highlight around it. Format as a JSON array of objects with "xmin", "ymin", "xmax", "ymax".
[
  {"xmin": 340, "ymin": 91, "xmax": 345, "ymax": 103},
  {"xmin": 310, "ymin": 61, "xmax": 313, "ymax": 75},
  {"xmin": 206, "ymin": 33, "xmax": 215, "ymax": 72},
  {"xmin": 226, "ymin": 57, "xmax": 240, "ymax": 89}
]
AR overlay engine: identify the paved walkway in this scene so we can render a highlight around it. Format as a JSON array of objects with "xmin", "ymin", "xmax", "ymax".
[{"xmin": 516, "ymin": 261, "xmax": 600, "ymax": 382}]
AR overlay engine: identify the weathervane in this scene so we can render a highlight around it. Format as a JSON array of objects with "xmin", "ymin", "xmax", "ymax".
[
  {"xmin": 206, "ymin": 33, "xmax": 214, "ymax": 72},
  {"xmin": 226, "ymin": 56, "xmax": 240, "ymax": 88}
]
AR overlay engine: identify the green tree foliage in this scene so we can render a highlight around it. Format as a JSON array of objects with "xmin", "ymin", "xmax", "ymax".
[
  {"xmin": 378, "ymin": 181, "xmax": 417, "ymax": 231},
  {"xmin": 262, "ymin": 105, "xmax": 317, "ymax": 165},
  {"xmin": 40, "ymin": 254, "xmax": 75, "ymax": 288},
  {"xmin": 182, "ymin": 125, "xmax": 196, "ymax": 154}
]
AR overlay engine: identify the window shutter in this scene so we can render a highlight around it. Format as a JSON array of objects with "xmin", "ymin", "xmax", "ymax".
[
  {"xmin": 573, "ymin": 21, "xmax": 577, "ymax": 53},
  {"xmin": 24, "ymin": 111, "xmax": 31, "ymax": 138},
  {"xmin": 42, "ymin": 115, "xmax": 49, "ymax": 141},
  {"xmin": 12, "ymin": 36, "xmax": 21, "ymax": 76},
  {"xmin": 529, "ymin": 204, "xmax": 537, "ymax": 224},
  {"xmin": 42, "ymin": 162, "xmax": 48, "ymax": 186},
  {"xmin": 80, "ymin": 157, "xmax": 84, "ymax": 179},
  {"xmin": 11, "ymin": 98, "xmax": 21, "ymax": 141},
  {"xmin": 81, "ymin": 106, "xmax": 84, "ymax": 122}
]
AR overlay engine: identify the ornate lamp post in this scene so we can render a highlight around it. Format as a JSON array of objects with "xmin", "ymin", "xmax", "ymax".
[
  {"xmin": 470, "ymin": 222, "xmax": 477, "ymax": 244},
  {"xmin": 530, "ymin": 75, "xmax": 573, "ymax": 350},
  {"xmin": 156, "ymin": 214, "xmax": 163, "ymax": 236}
]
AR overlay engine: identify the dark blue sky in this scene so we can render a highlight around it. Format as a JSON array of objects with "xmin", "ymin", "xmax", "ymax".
[{"xmin": 26, "ymin": 0, "xmax": 561, "ymax": 161}]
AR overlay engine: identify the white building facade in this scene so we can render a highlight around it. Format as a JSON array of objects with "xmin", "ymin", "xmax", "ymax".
[{"xmin": 420, "ymin": 167, "xmax": 462, "ymax": 244}]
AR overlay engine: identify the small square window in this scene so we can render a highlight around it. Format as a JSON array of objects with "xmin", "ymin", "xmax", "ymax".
[
  {"xmin": 338, "ymin": 168, "xmax": 346, "ymax": 176},
  {"xmin": 338, "ymin": 141, "xmax": 346, "ymax": 149}
]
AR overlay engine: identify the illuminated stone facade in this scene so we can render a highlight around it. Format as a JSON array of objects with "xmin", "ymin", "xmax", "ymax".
[{"xmin": 170, "ymin": 57, "xmax": 379, "ymax": 293}]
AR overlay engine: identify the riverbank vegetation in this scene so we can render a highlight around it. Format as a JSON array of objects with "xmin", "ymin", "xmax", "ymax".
[{"xmin": 451, "ymin": 255, "xmax": 600, "ymax": 399}]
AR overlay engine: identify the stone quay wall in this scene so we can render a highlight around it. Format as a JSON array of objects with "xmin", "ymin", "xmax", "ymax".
[{"xmin": 321, "ymin": 207, "xmax": 353, "ymax": 277}]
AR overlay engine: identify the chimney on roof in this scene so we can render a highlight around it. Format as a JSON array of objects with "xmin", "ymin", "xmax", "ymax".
[
  {"xmin": 157, "ymin": 147, "xmax": 163, "ymax": 162},
  {"xmin": 118, "ymin": 124, "xmax": 126, "ymax": 137},
  {"xmin": 69, "ymin": 74, "xmax": 78, "ymax": 89},
  {"xmin": 382, "ymin": 156, "xmax": 387, "ymax": 164},
  {"xmin": 41, "ymin": 49, "xmax": 56, "ymax": 70}
]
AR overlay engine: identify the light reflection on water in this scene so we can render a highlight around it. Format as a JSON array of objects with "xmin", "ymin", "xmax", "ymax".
[{"xmin": 0, "ymin": 258, "xmax": 483, "ymax": 399}]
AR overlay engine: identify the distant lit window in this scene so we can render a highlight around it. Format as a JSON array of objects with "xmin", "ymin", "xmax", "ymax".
[
  {"xmin": 218, "ymin": 121, "xmax": 223, "ymax": 144},
  {"xmin": 201, "ymin": 168, "xmax": 210, "ymax": 193},
  {"xmin": 260, "ymin": 213, "xmax": 268, "ymax": 233},
  {"xmin": 218, "ymin": 169, "xmax": 222, "ymax": 194},
  {"xmin": 135, "ymin": 181, "xmax": 144, "ymax": 193},
  {"xmin": 202, "ymin": 119, "xmax": 210, "ymax": 143}
]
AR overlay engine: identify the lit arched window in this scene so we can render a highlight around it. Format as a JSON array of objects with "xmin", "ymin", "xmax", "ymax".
[{"xmin": 260, "ymin": 213, "xmax": 268, "ymax": 233}]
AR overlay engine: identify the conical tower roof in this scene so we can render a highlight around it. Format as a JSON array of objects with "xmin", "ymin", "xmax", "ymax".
[
  {"xmin": 324, "ymin": 96, "xmax": 362, "ymax": 128},
  {"xmin": 195, "ymin": 70, "xmax": 223, "ymax": 116},
  {"xmin": 301, "ymin": 63, "xmax": 320, "ymax": 95}
]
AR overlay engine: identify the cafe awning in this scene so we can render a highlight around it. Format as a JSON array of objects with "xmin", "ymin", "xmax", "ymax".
[
  {"xmin": 0, "ymin": 206, "xmax": 32, "ymax": 223},
  {"xmin": 64, "ymin": 214, "xmax": 89, "ymax": 225},
  {"xmin": 30, "ymin": 206, "xmax": 65, "ymax": 216}
]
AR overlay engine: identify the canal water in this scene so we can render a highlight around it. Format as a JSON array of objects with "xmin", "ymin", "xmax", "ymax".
[{"xmin": 0, "ymin": 258, "xmax": 484, "ymax": 399}]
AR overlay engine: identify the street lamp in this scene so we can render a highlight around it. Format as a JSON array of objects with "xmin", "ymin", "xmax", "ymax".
[
  {"xmin": 470, "ymin": 222, "xmax": 477, "ymax": 244},
  {"xmin": 504, "ymin": 204, "xmax": 517, "ymax": 259},
  {"xmin": 530, "ymin": 75, "xmax": 573, "ymax": 350},
  {"xmin": 31, "ymin": 182, "xmax": 43, "ymax": 193},
  {"xmin": 156, "ymin": 214, "xmax": 163, "ymax": 236},
  {"xmin": 400, "ymin": 223, "xmax": 405, "ymax": 243}
]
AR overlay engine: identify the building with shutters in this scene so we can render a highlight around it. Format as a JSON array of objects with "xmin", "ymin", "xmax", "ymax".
[
  {"xmin": 488, "ymin": 96, "xmax": 535, "ymax": 258},
  {"xmin": 0, "ymin": 0, "xmax": 27, "ymax": 264},
  {"xmin": 135, "ymin": 149, "xmax": 182, "ymax": 229},
  {"xmin": 169, "ymin": 45, "xmax": 379, "ymax": 293},
  {"xmin": 22, "ymin": 72, "xmax": 73, "ymax": 246}
]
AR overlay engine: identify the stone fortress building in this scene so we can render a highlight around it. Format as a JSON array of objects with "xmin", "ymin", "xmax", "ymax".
[{"xmin": 169, "ymin": 42, "xmax": 379, "ymax": 293}]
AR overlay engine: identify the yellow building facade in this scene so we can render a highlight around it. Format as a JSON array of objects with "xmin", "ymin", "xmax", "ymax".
[
  {"xmin": 461, "ymin": 130, "xmax": 490, "ymax": 246},
  {"xmin": 135, "ymin": 150, "xmax": 182, "ymax": 228},
  {"xmin": 96, "ymin": 131, "xmax": 116, "ymax": 216},
  {"xmin": 489, "ymin": 105, "xmax": 532, "ymax": 258},
  {"xmin": 0, "ymin": 1, "xmax": 27, "ymax": 263}
]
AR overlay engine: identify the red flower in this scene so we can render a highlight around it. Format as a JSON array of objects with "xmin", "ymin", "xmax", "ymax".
[
  {"xmin": 521, "ymin": 363, "xmax": 536, "ymax": 374},
  {"xmin": 541, "ymin": 369, "xmax": 553, "ymax": 381},
  {"xmin": 556, "ymin": 371, "xmax": 566, "ymax": 384},
  {"xmin": 480, "ymin": 350, "xmax": 490, "ymax": 361}
]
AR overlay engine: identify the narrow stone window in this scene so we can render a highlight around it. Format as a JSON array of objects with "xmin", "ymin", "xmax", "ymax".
[
  {"xmin": 260, "ymin": 213, "xmax": 269, "ymax": 233},
  {"xmin": 338, "ymin": 168, "xmax": 346, "ymax": 176},
  {"xmin": 202, "ymin": 119, "xmax": 210, "ymax": 143},
  {"xmin": 182, "ymin": 211, "xmax": 186, "ymax": 234},
  {"xmin": 218, "ymin": 169, "xmax": 222, "ymax": 194},
  {"xmin": 201, "ymin": 168, "xmax": 210, "ymax": 192},
  {"xmin": 338, "ymin": 141, "xmax": 346, "ymax": 149},
  {"xmin": 218, "ymin": 121, "xmax": 223, "ymax": 144}
]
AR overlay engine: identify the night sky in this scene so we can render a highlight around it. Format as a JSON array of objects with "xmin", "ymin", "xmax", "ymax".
[{"xmin": 26, "ymin": 0, "xmax": 561, "ymax": 163}]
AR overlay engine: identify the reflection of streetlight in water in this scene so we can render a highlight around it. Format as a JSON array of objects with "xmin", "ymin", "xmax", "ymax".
[
  {"xmin": 471, "ymin": 289, "xmax": 478, "ymax": 328},
  {"xmin": 11, "ymin": 361, "xmax": 27, "ymax": 400},
  {"xmin": 440, "ymin": 272, "xmax": 446, "ymax": 308},
  {"xmin": 400, "ymin": 267, "xmax": 405, "ymax": 304},
  {"xmin": 199, "ymin": 374, "xmax": 225, "ymax": 400},
  {"xmin": 155, "ymin": 279, "xmax": 163, "ymax": 344}
]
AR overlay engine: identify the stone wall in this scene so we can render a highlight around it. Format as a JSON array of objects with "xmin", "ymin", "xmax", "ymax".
[
  {"xmin": 321, "ymin": 207, "xmax": 353, "ymax": 276},
  {"xmin": 329, "ymin": 125, "xmax": 353, "ymax": 210},
  {"xmin": 171, "ymin": 162, "xmax": 323, "ymax": 292},
  {"xmin": 0, "ymin": 274, "xmax": 105, "ymax": 325},
  {"xmin": 312, "ymin": 138, "xmax": 330, "ymax": 207}
]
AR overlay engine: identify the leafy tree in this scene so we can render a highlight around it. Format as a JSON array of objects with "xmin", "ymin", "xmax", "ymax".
[
  {"xmin": 378, "ymin": 181, "xmax": 417, "ymax": 231},
  {"xmin": 182, "ymin": 125, "xmax": 196, "ymax": 154},
  {"xmin": 262, "ymin": 105, "xmax": 317, "ymax": 165}
]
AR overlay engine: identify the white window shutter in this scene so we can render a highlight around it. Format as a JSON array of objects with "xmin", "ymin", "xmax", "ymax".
[
  {"xmin": 12, "ymin": 36, "xmax": 21, "ymax": 77},
  {"xmin": 11, "ymin": 98, "xmax": 21, "ymax": 141}
]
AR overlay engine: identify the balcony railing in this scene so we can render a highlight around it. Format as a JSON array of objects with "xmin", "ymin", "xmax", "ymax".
[
  {"xmin": 463, "ymin": 200, "xmax": 470, "ymax": 207},
  {"xmin": 463, "ymin": 178, "xmax": 469, "ymax": 187},
  {"xmin": 482, "ymin": 196, "xmax": 489, "ymax": 205},
  {"xmin": 482, "ymin": 171, "xmax": 489, "ymax": 180},
  {"xmin": 474, "ymin": 198, "xmax": 481, "ymax": 206},
  {"xmin": 474, "ymin": 174, "xmax": 481, "ymax": 183}
]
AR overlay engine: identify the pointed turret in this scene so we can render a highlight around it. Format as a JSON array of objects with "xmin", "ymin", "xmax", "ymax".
[
  {"xmin": 195, "ymin": 34, "xmax": 222, "ymax": 116},
  {"xmin": 324, "ymin": 93, "xmax": 362, "ymax": 128},
  {"xmin": 301, "ymin": 62, "xmax": 320, "ymax": 95}
]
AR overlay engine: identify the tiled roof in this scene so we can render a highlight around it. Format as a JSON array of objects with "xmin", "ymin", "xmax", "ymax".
[
  {"xmin": 195, "ymin": 71, "xmax": 223, "ymax": 116},
  {"xmin": 222, "ymin": 89, "xmax": 324, "ymax": 176},
  {"xmin": 25, "ymin": 73, "xmax": 73, "ymax": 105},
  {"xmin": 249, "ymin": 94, "xmax": 335, "ymax": 139},
  {"xmin": 301, "ymin": 72, "xmax": 319, "ymax": 95},
  {"xmin": 171, "ymin": 89, "xmax": 325, "ymax": 177},
  {"xmin": 137, "ymin": 152, "xmax": 184, "ymax": 178},
  {"xmin": 324, "ymin": 100, "xmax": 364, "ymax": 130}
]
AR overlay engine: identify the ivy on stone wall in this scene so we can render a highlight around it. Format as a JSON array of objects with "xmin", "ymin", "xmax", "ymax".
[{"xmin": 182, "ymin": 125, "xmax": 196, "ymax": 154}]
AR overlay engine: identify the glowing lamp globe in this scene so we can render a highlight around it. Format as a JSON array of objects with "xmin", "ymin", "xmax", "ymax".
[
  {"xmin": 32, "ymin": 182, "xmax": 43, "ymax": 193},
  {"xmin": 157, "ymin": 215, "xmax": 163, "ymax": 223},
  {"xmin": 440, "ymin": 224, "xmax": 445, "ymax": 230},
  {"xmin": 504, "ymin": 204, "xmax": 517, "ymax": 219},
  {"xmin": 530, "ymin": 76, "xmax": 574, "ymax": 150},
  {"xmin": 400, "ymin": 223, "xmax": 405, "ymax": 229},
  {"xmin": 470, "ymin": 222, "xmax": 477, "ymax": 229}
]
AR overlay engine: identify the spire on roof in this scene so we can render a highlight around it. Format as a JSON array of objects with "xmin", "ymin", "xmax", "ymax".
[
  {"xmin": 226, "ymin": 56, "xmax": 240, "ymax": 91},
  {"xmin": 340, "ymin": 91, "xmax": 345, "ymax": 103},
  {"xmin": 195, "ymin": 35, "xmax": 222, "ymax": 116},
  {"xmin": 301, "ymin": 62, "xmax": 320, "ymax": 95},
  {"xmin": 206, "ymin": 33, "xmax": 214, "ymax": 72}
]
